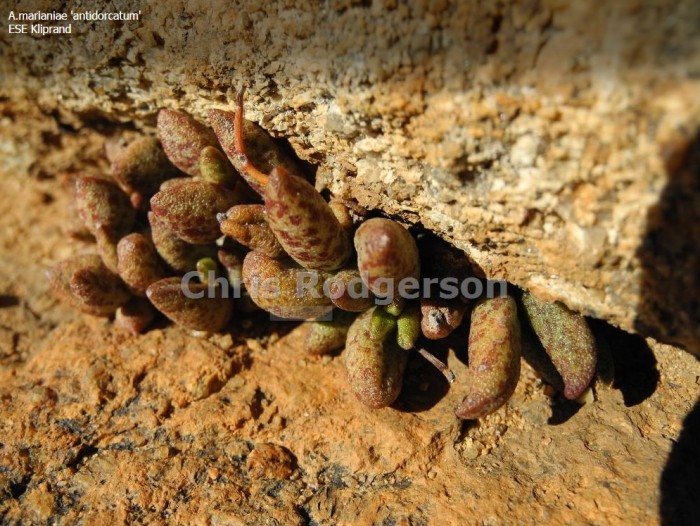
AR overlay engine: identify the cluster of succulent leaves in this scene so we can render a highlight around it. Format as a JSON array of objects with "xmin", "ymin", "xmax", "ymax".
[{"xmin": 48, "ymin": 94, "xmax": 600, "ymax": 420}]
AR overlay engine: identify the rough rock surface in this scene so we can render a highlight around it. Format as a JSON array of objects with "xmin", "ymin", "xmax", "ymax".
[{"xmin": 1, "ymin": 1, "xmax": 700, "ymax": 524}]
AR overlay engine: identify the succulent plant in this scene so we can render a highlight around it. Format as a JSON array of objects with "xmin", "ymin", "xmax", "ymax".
[
  {"xmin": 74, "ymin": 176, "xmax": 135, "ymax": 240},
  {"xmin": 304, "ymin": 311, "xmax": 356, "ymax": 355},
  {"xmin": 47, "ymin": 94, "xmax": 603, "ymax": 427},
  {"xmin": 148, "ymin": 211, "xmax": 217, "ymax": 274},
  {"xmin": 117, "ymin": 233, "xmax": 168, "ymax": 296},
  {"xmin": 109, "ymin": 135, "xmax": 178, "ymax": 202},
  {"xmin": 264, "ymin": 167, "xmax": 352, "ymax": 271}
]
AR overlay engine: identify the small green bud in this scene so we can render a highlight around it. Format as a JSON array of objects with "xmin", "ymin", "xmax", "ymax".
[
  {"xmin": 196, "ymin": 257, "xmax": 220, "ymax": 285},
  {"xmin": 370, "ymin": 307, "xmax": 397, "ymax": 341},
  {"xmin": 218, "ymin": 204, "xmax": 286, "ymax": 258},
  {"xmin": 304, "ymin": 311, "xmax": 356, "ymax": 355}
]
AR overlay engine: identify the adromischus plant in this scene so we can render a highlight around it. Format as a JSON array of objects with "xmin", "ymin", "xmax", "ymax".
[{"xmin": 48, "ymin": 91, "xmax": 601, "ymax": 423}]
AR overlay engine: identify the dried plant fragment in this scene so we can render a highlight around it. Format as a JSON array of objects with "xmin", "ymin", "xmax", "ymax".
[
  {"xmin": 344, "ymin": 308, "xmax": 408, "ymax": 408},
  {"xmin": 47, "ymin": 254, "xmax": 130, "ymax": 316},
  {"xmin": 218, "ymin": 204, "xmax": 286, "ymax": 258},
  {"xmin": 265, "ymin": 167, "xmax": 351, "ymax": 271},
  {"xmin": 148, "ymin": 212, "xmax": 216, "ymax": 274},
  {"xmin": 354, "ymin": 218, "xmax": 420, "ymax": 299},
  {"xmin": 157, "ymin": 109, "xmax": 218, "ymax": 177},
  {"xmin": 75, "ymin": 176, "xmax": 135, "ymax": 239},
  {"xmin": 420, "ymin": 297, "xmax": 468, "ymax": 340},
  {"xmin": 146, "ymin": 277, "xmax": 232, "ymax": 332},
  {"xmin": 304, "ymin": 311, "xmax": 356, "ymax": 355},
  {"xmin": 117, "ymin": 233, "xmax": 168, "ymax": 296},
  {"xmin": 520, "ymin": 292, "xmax": 597, "ymax": 400},
  {"xmin": 150, "ymin": 180, "xmax": 238, "ymax": 244},
  {"xmin": 456, "ymin": 296, "xmax": 521, "ymax": 420},
  {"xmin": 241, "ymin": 251, "xmax": 334, "ymax": 319},
  {"xmin": 110, "ymin": 135, "xmax": 178, "ymax": 200}
]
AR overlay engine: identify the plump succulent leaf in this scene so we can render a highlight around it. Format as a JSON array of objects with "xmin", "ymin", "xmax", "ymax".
[
  {"xmin": 157, "ymin": 109, "xmax": 219, "ymax": 177},
  {"xmin": 148, "ymin": 211, "xmax": 217, "ymax": 273},
  {"xmin": 115, "ymin": 297, "xmax": 156, "ymax": 335},
  {"xmin": 218, "ymin": 204, "xmax": 286, "ymax": 258},
  {"xmin": 110, "ymin": 135, "xmax": 178, "ymax": 200},
  {"xmin": 354, "ymin": 218, "xmax": 420, "ymax": 299},
  {"xmin": 117, "ymin": 233, "xmax": 168, "ymax": 296},
  {"xmin": 344, "ymin": 307, "xmax": 408, "ymax": 409},
  {"xmin": 327, "ymin": 268, "xmax": 376, "ymax": 312},
  {"xmin": 150, "ymin": 180, "xmax": 238, "ymax": 244},
  {"xmin": 75, "ymin": 176, "xmax": 135, "ymax": 239},
  {"xmin": 456, "ymin": 296, "xmax": 521, "ymax": 420},
  {"xmin": 265, "ymin": 167, "xmax": 351, "ymax": 271},
  {"xmin": 199, "ymin": 146, "xmax": 239, "ymax": 188},
  {"xmin": 47, "ymin": 254, "xmax": 130, "ymax": 317},
  {"xmin": 208, "ymin": 104, "xmax": 303, "ymax": 196},
  {"xmin": 241, "ymin": 251, "xmax": 334, "ymax": 319},
  {"xmin": 146, "ymin": 276, "xmax": 232, "ymax": 332},
  {"xmin": 520, "ymin": 292, "xmax": 597, "ymax": 400}
]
